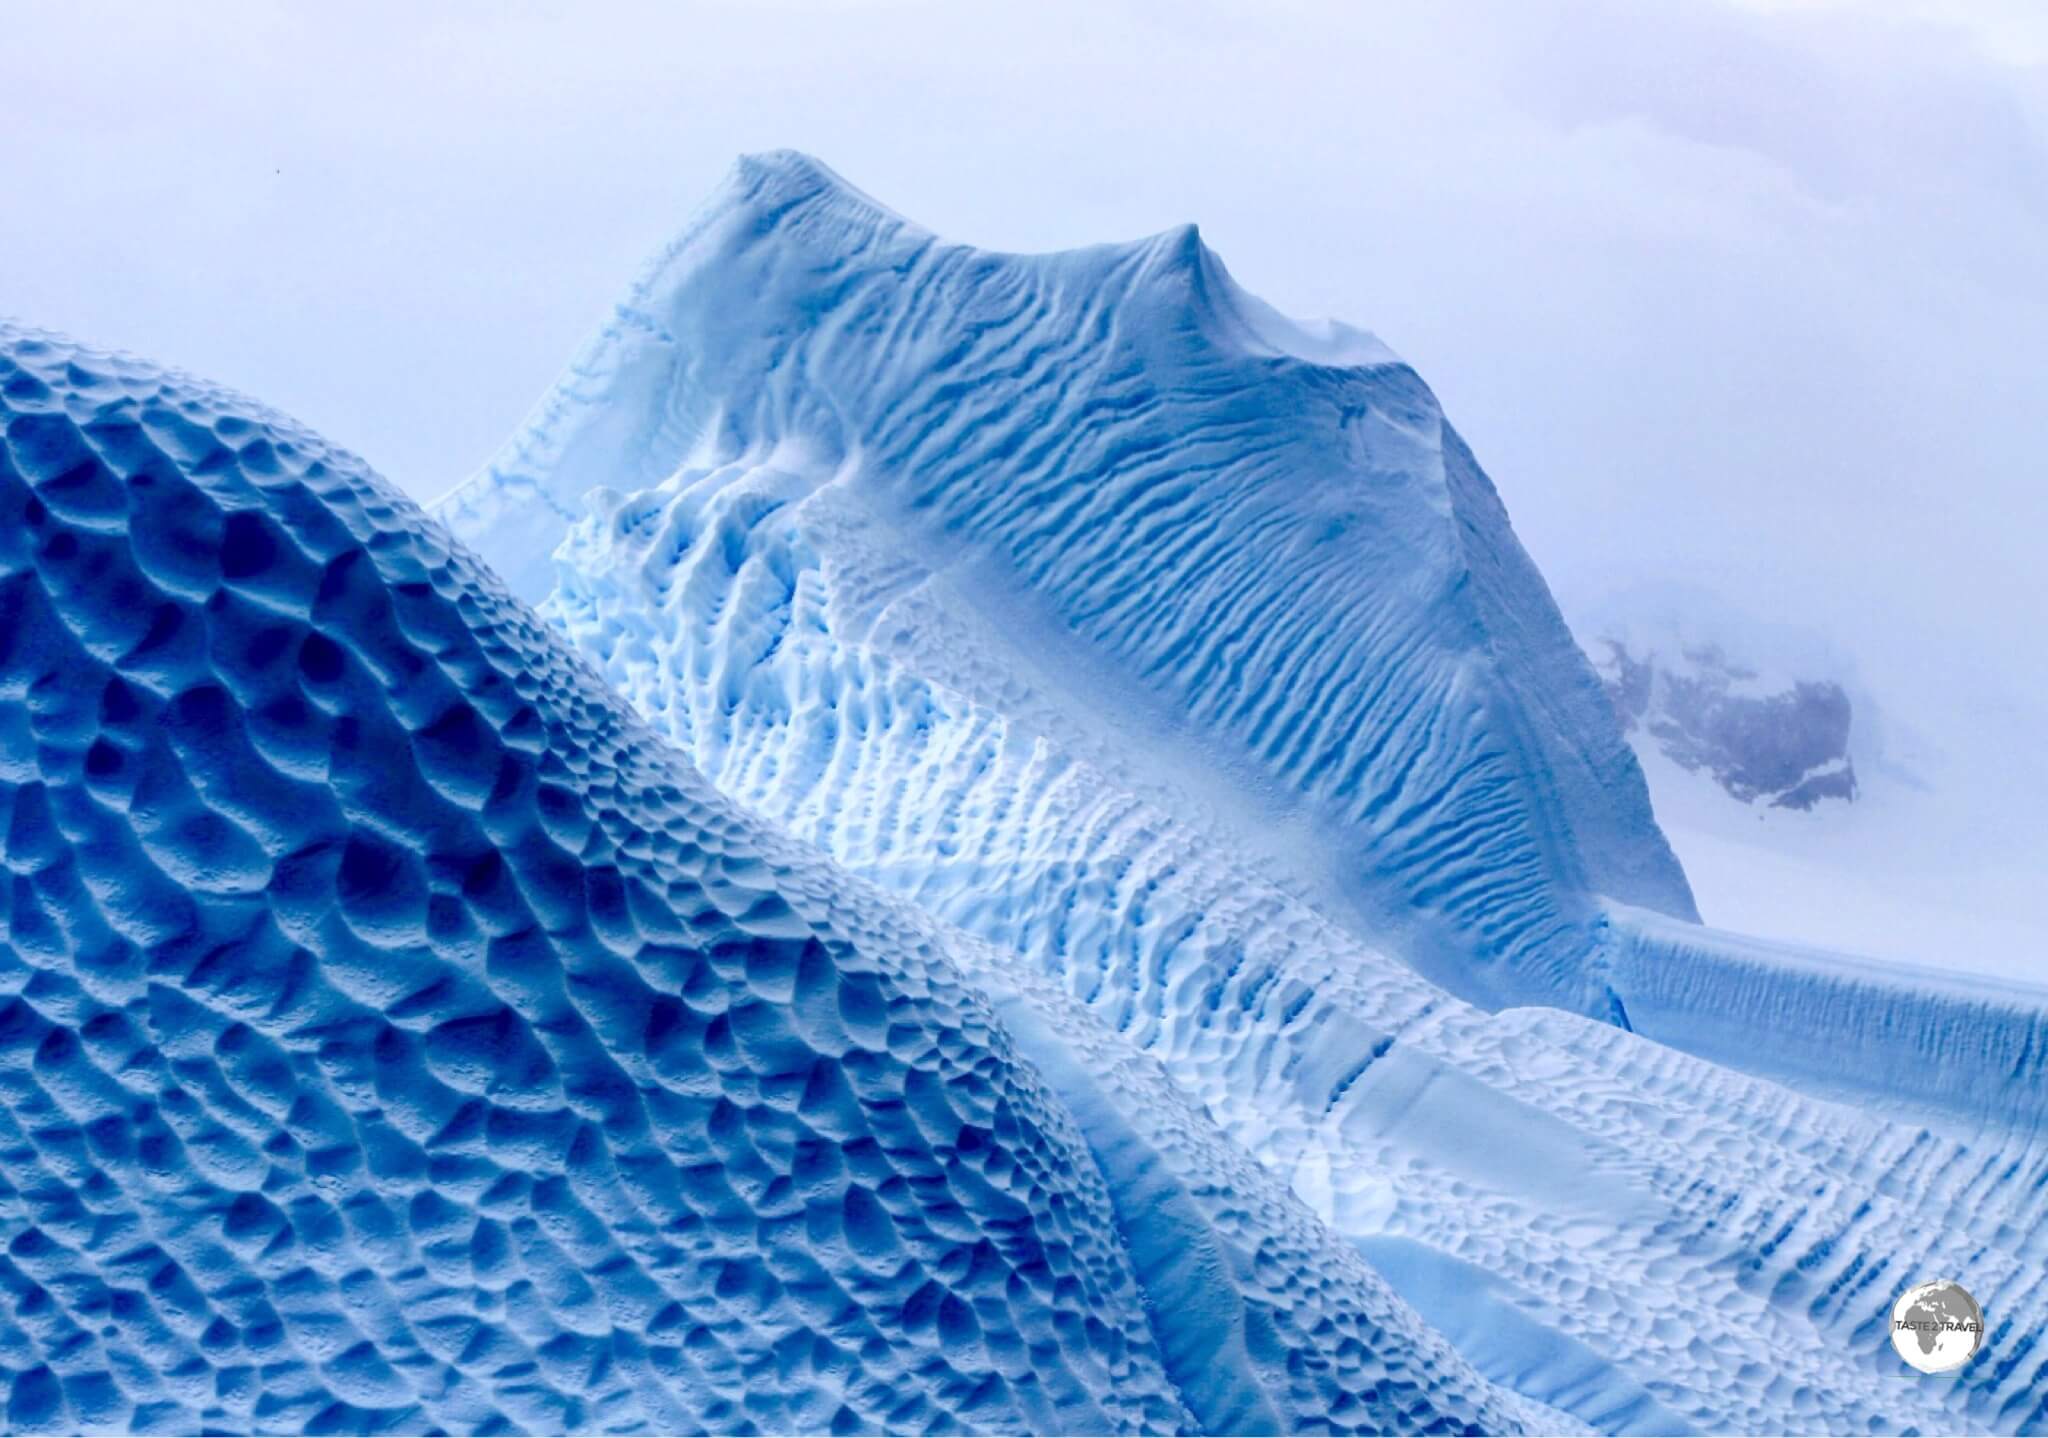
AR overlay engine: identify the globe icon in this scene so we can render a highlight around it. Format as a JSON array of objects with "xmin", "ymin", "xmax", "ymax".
[{"xmin": 1890, "ymin": 1280, "xmax": 1985, "ymax": 1374}]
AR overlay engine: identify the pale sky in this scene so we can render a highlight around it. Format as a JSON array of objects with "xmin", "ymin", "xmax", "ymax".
[{"xmin": 6, "ymin": 0, "xmax": 2044, "ymax": 721}]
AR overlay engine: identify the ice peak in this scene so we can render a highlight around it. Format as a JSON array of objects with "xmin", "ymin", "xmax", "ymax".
[
  {"xmin": 730, "ymin": 145, "xmax": 841, "ymax": 186},
  {"xmin": 717, "ymin": 147, "xmax": 907, "ymax": 230},
  {"xmin": 1144, "ymin": 219, "xmax": 1207, "ymax": 266}
]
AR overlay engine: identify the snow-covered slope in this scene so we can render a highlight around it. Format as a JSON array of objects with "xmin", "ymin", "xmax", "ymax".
[
  {"xmin": 1, "ymin": 323, "xmax": 1611, "ymax": 1435},
  {"xmin": 440, "ymin": 150, "xmax": 1696, "ymax": 1022},
  {"xmin": 433, "ymin": 155, "xmax": 2048, "ymax": 1432}
]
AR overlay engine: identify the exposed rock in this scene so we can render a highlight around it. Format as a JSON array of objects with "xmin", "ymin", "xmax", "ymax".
[{"xmin": 1594, "ymin": 639, "xmax": 1858, "ymax": 810}]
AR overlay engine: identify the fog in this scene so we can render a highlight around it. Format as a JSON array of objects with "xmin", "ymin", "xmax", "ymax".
[{"xmin": 6, "ymin": 0, "xmax": 2044, "ymax": 952}]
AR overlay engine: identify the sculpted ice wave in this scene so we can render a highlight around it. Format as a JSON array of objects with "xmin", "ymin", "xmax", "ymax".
[
  {"xmin": 492, "ymin": 430, "xmax": 2048, "ymax": 1432},
  {"xmin": 0, "ymin": 325, "xmax": 1555, "ymax": 1433}
]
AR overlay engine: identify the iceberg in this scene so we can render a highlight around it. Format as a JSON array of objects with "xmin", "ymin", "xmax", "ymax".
[{"xmin": 4, "ymin": 149, "xmax": 2046, "ymax": 1434}]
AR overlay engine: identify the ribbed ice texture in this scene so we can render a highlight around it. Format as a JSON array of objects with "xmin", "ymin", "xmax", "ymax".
[
  {"xmin": 440, "ymin": 150, "xmax": 1695, "ymax": 1020},
  {"xmin": 0, "ymin": 326, "xmax": 1215, "ymax": 1435},
  {"xmin": 1605, "ymin": 903, "xmax": 2048, "ymax": 1129}
]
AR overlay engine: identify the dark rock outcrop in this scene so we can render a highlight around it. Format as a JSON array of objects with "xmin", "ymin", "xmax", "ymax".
[{"xmin": 1594, "ymin": 639, "xmax": 1858, "ymax": 810}]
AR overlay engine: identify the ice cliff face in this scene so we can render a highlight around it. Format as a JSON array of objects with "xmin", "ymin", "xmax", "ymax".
[
  {"xmin": 425, "ymin": 154, "xmax": 2048, "ymax": 1434},
  {"xmin": 440, "ymin": 150, "xmax": 1695, "ymax": 1021}
]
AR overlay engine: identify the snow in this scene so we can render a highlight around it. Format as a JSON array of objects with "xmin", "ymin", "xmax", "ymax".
[{"xmin": 1629, "ymin": 744, "xmax": 2048, "ymax": 979}]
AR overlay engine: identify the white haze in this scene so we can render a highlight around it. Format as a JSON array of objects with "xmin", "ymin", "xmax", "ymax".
[{"xmin": 5, "ymin": 0, "xmax": 2043, "ymax": 970}]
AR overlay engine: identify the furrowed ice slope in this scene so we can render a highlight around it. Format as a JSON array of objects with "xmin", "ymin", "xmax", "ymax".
[
  {"xmin": 439, "ymin": 150, "xmax": 1695, "ymax": 1020},
  {"xmin": 525, "ymin": 442, "xmax": 2048, "ymax": 1433},
  {"xmin": 444, "ymin": 150, "xmax": 2046, "ymax": 1133}
]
